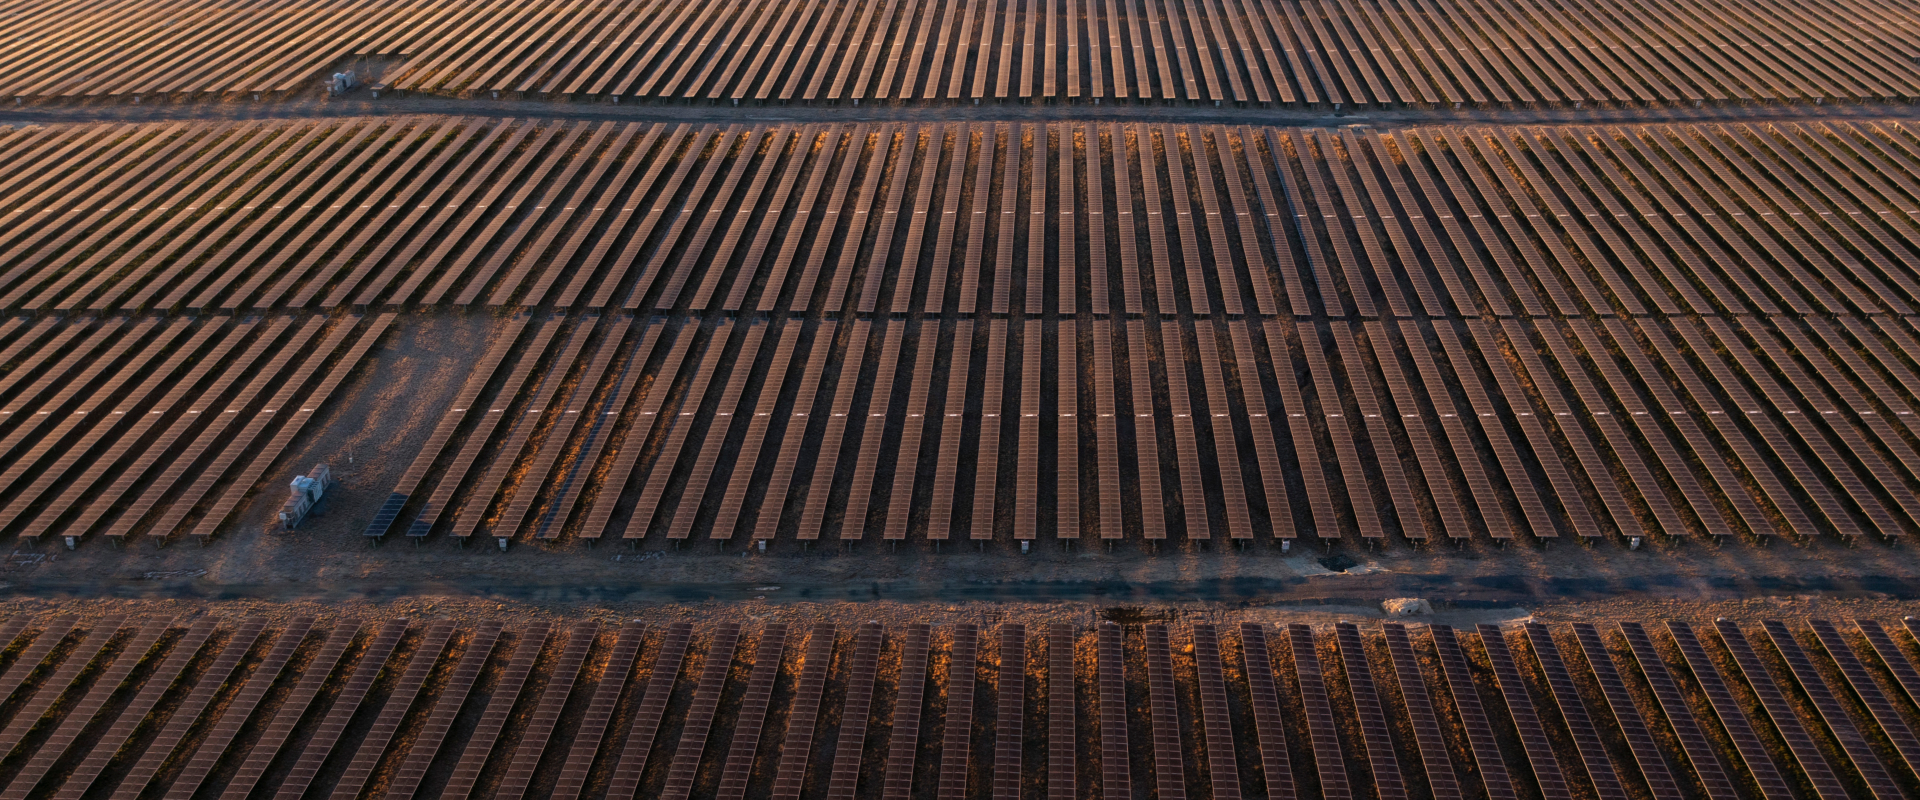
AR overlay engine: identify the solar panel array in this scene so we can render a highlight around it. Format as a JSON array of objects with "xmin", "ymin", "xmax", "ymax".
[
  {"xmin": 12, "ymin": 0, "xmax": 1920, "ymax": 105},
  {"xmin": 0, "ymin": 313, "xmax": 393, "ymax": 547},
  {"xmin": 0, "ymin": 120, "xmax": 1917, "ymax": 318},
  {"xmin": 319, "ymin": 302, "xmax": 1920, "ymax": 544},
  {"xmin": 4, "ymin": 613, "xmax": 1920, "ymax": 800},
  {"xmin": 9, "ymin": 115, "xmax": 1920, "ymax": 547}
]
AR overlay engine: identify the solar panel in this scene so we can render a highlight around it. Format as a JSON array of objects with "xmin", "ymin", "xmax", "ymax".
[
  {"xmin": 1564, "ymin": 624, "xmax": 1684, "ymax": 800},
  {"xmin": 1446, "ymin": 130, "xmax": 1581, "ymax": 314},
  {"xmin": 1135, "ymin": 130, "xmax": 1180, "ymax": 308},
  {"xmin": 133, "ymin": 317, "xmax": 354, "ymax": 543},
  {"xmin": 1614, "ymin": 623, "xmax": 1748, "ymax": 800},
  {"xmin": 1470, "ymin": 342, "xmax": 1612, "ymax": 528},
  {"xmin": 716, "ymin": 624, "xmax": 790, "ymax": 800},
  {"xmin": 1521, "ymin": 623, "xmax": 1631, "ymax": 800},
  {"xmin": 1402, "ymin": 323, "xmax": 1515, "ymax": 539},
  {"xmin": 1485, "ymin": 128, "xmax": 1643, "ymax": 313},
  {"xmin": 385, "ymin": 622, "xmax": 506, "ymax": 800},
  {"xmin": 883, "ymin": 624, "xmax": 932, "ymax": 800},
  {"xmin": 842, "ymin": 324, "xmax": 917, "ymax": 541},
  {"xmin": 1095, "ymin": 622, "xmax": 1130, "ymax": 800},
  {"xmin": 491, "ymin": 318, "xmax": 628, "ymax": 536},
  {"xmin": 604, "ymin": 621, "xmax": 696, "ymax": 800},
  {"xmin": 1291, "ymin": 132, "xmax": 1373, "ymax": 317},
  {"xmin": 167, "ymin": 617, "xmax": 317, "ymax": 800},
  {"xmin": 1807, "ymin": 620, "xmax": 1920, "ymax": 780},
  {"xmin": 1017, "ymin": 321, "xmax": 1041, "ymax": 540},
  {"xmin": 1265, "ymin": 320, "xmax": 1336, "ymax": 538},
  {"xmin": 0, "ymin": 615, "xmax": 124, "ymax": 766},
  {"xmin": 1055, "ymin": 125, "xmax": 1079, "ymax": 317},
  {"xmin": 108, "ymin": 618, "xmax": 266, "ymax": 800},
  {"xmin": 939, "ymin": 623, "xmax": 979, "ymax": 800},
  {"xmin": 1160, "ymin": 130, "xmax": 1211, "ymax": 316},
  {"xmin": 1125, "ymin": 320, "xmax": 1169, "ymax": 541},
  {"xmin": 1187, "ymin": 128, "xmax": 1243, "ymax": 315},
  {"xmin": 402, "ymin": 318, "xmax": 563, "ymax": 538},
  {"xmin": 1452, "ymin": 322, "xmax": 1602, "ymax": 537},
  {"xmin": 1110, "ymin": 125, "xmax": 1143, "ymax": 314},
  {"xmin": 1024, "ymin": 125, "xmax": 1044, "ymax": 317},
  {"xmin": 1799, "ymin": 321, "xmax": 1920, "ymax": 491},
  {"xmin": 890, "ymin": 322, "xmax": 953, "ymax": 541},
  {"xmin": 1091, "ymin": 320, "xmax": 1123, "ymax": 540},
  {"xmin": 919, "ymin": 125, "xmax": 971, "ymax": 314},
  {"xmin": 1474, "ymin": 624, "xmax": 1573, "ymax": 800},
  {"xmin": 856, "ymin": 127, "xmax": 927, "ymax": 314},
  {"xmin": 668, "ymin": 323, "xmax": 777, "ymax": 541},
  {"xmin": 1299, "ymin": 321, "xmax": 1380, "ymax": 539},
  {"xmin": 1760, "ymin": 620, "xmax": 1902, "ymax": 799},
  {"xmin": 494, "ymin": 622, "xmax": 601, "ymax": 800},
  {"xmin": 1643, "ymin": 319, "xmax": 1833, "ymax": 536},
  {"xmin": 1082, "ymin": 126, "xmax": 1110, "ymax": 317},
  {"xmin": 1379, "ymin": 624, "xmax": 1462, "ymax": 800},
  {"xmin": 772, "ymin": 624, "xmax": 836, "ymax": 800},
  {"xmin": 1287, "ymin": 624, "xmax": 1350, "ymax": 800},
  {"xmin": 1702, "ymin": 620, "xmax": 1850, "ymax": 799},
  {"xmin": 958, "ymin": 126, "xmax": 1002, "ymax": 315},
  {"xmin": 1334, "ymin": 623, "xmax": 1404, "ymax": 800},
  {"xmin": 928, "ymin": 318, "xmax": 977, "ymax": 540},
  {"xmin": 709, "ymin": 322, "xmax": 803, "ymax": 539},
  {"xmin": 1048, "ymin": 624, "xmax": 1074, "ymax": 799},
  {"xmin": 96, "ymin": 320, "xmax": 321, "ymax": 543},
  {"xmin": 1528, "ymin": 321, "xmax": 1687, "ymax": 537},
  {"xmin": 749, "ymin": 323, "xmax": 836, "ymax": 540},
  {"xmin": 628, "ymin": 323, "xmax": 749, "ymax": 540},
  {"xmin": 972, "ymin": 319, "xmax": 1009, "ymax": 540},
  {"xmin": 1857, "ymin": 619, "xmax": 1920, "ymax": 713},
  {"xmin": 440, "ymin": 624, "xmax": 553, "ymax": 800},
  {"xmin": 780, "ymin": 126, "xmax": 865, "ymax": 313},
  {"xmin": 1144, "ymin": 625, "xmax": 1187, "ymax": 800},
  {"xmin": 798, "ymin": 321, "xmax": 877, "ymax": 541},
  {"xmin": 1653, "ymin": 621, "xmax": 1796, "ymax": 800},
  {"xmin": 994, "ymin": 624, "xmax": 1027, "ymax": 800},
  {"xmin": 1158, "ymin": 322, "xmax": 1211, "ymax": 540},
  {"xmin": 822, "ymin": 622, "xmax": 882, "ymax": 799},
  {"xmin": 552, "ymin": 621, "xmax": 649, "ymax": 800},
  {"xmin": 1428, "ymin": 625, "xmax": 1518, "ymax": 800},
  {"xmin": 1320, "ymin": 323, "xmax": 1421, "ymax": 541},
  {"xmin": 1192, "ymin": 625, "xmax": 1241, "ymax": 799},
  {"xmin": 1594, "ymin": 320, "xmax": 1773, "ymax": 538},
  {"xmin": 206, "ymin": 619, "xmax": 362, "ymax": 800},
  {"xmin": 1221, "ymin": 322, "xmax": 1293, "ymax": 538},
  {"xmin": 1733, "ymin": 318, "xmax": 1920, "ymax": 534},
  {"xmin": 0, "ymin": 319, "xmax": 208, "ymax": 540},
  {"xmin": 686, "ymin": 128, "xmax": 807, "ymax": 312},
  {"xmin": 1236, "ymin": 625, "xmax": 1296, "ymax": 800},
  {"xmin": 663, "ymin": 624, "xmax": 744, "ymax": 800},
  {"xmin": 48, "ymin": 619, "xmax": 213, "ymax": 800},
  {"xmin": 0, "ymin": 617, "xmax": 161, "ymax": 800},
  {"xmin": 323, "ymin": 620, "xmax": 455, "ymax": 800}
]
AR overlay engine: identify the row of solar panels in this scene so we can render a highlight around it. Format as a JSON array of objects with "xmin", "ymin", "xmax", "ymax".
[
  {"xmin": 4, "ymin": 0, "xmax": 1920, "ymax": 104},
  {"xmin": 2, "ymin": 120, "xmax": 1920, "ymax": 318},
  {"xmin": 363, "ymin": 311, "xmax": 1920, "ymax": 544},
  {"xmin": 0, "ymin": 614, "xmax": 1914, "ymax": 800}
]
